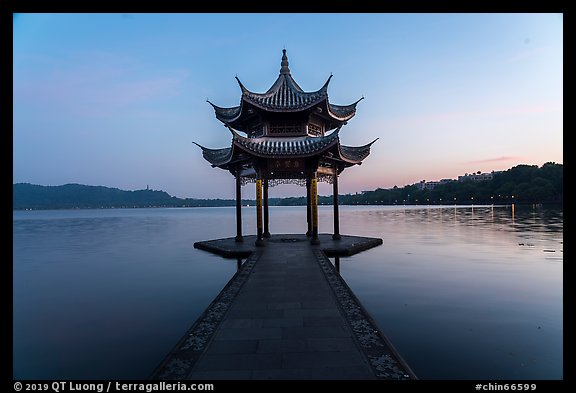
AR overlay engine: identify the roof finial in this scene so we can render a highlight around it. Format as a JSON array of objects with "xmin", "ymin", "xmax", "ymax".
[{"xmin": 280, "ymin": 48, "xmax": 290, "ymax": 75}]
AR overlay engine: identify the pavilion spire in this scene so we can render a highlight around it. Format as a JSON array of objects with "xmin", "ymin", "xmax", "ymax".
[{"xmin": 280, "ymin": 49, "xmax": 290, "ymax": 75}]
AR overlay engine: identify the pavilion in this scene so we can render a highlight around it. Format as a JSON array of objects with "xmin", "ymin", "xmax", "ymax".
[{"xmin": 195, "ymin": 50, "xmax": 377, "ymax": 246}]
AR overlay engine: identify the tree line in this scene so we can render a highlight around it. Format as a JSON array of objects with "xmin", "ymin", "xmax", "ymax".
[{"xmin": 326, "ymin": 162, "xmax": 563, "ymax": 206}]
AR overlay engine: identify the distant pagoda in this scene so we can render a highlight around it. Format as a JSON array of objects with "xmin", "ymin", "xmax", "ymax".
[{"xmin": 195, "ymin": 49, "xmax": 377, "ymax": 245}]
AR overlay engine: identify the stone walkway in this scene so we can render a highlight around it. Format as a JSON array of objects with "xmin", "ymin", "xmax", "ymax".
[{"xmin": 151, "ymin": 235, "xmax": 416, "ymax": 380}]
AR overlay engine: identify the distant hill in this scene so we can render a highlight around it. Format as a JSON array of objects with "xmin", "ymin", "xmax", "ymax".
[
  {"xmin": 12, "ymin": 183, "xmax": 238, "ymax": 210},
  {"xmin": 13, "ymin": 163, "xmax": 562, "ymax": 210}
]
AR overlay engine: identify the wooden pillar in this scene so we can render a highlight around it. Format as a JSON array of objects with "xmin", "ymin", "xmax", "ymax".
[
  {"xmin": 263, "ymin": 179, "xmax": 270, "ymax": 238},
  {"xmin": 310, "ymin": 173, "xmax": 320, "ymax": 245},
  {"xmin": 332, "ymin": 169, "xmax": 341, "ymax": 240},
  {"xmin": 306, "ymin": 178, "xmax": 312, "ymax": 236},
  {"xmin": 235, "ymin": 167, "xmax": 243, "ymax": 243},
  {"xmin": 255, "ymin": 178, "xmax": 265, "ymax": 247}
]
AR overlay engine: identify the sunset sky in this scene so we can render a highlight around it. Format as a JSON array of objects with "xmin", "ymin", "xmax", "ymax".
[{"xmin": 13, "ymin": 13, "xmax": 563, "ymax": 199}]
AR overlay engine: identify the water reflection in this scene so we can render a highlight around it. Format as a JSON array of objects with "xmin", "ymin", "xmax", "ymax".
[
  {"xmin": 333, "ymin": 204, "xmax": 562, "ymax": 380},
  {"xmin": 13, "ymin": 208, "xmax": 238, "ymax": 379}
]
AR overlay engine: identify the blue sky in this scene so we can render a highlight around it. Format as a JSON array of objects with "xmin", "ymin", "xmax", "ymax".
[{"xmin": 13, "ymin": 13, "xmax": 563, "ymax": 199}]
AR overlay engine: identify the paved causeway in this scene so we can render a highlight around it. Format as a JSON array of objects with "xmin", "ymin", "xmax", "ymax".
[{"xmin": 151, "ymin": 235, "xmax": 416, "ymax": 380}]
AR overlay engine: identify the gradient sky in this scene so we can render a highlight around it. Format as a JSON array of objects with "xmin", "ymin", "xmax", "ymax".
[{"xmin": 13, "ymin": 13, "xmax": 563, "ymax": 199}]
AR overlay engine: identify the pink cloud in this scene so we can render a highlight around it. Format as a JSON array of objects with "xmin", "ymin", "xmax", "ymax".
[{"xmin": 464, "ymin": 156, "xmax": 521, "ymax": 164}]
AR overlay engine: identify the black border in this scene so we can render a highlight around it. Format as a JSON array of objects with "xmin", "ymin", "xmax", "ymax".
[{"xmin": 7, "ymin": 2, "xmax": 567, "ymax": 390}]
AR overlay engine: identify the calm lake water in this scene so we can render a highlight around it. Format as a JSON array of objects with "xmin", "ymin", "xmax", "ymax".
[{"xmin": 13, "ymin": 205, "xmax": 563, "ymax": 380}]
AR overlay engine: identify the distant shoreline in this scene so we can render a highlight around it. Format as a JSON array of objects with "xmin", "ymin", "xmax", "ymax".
[
  {"xmin": 12, "ymin": 164, "xmax": 563, "ymax": 210},
  {"xmin": 13, "ymin": 202, "xmax": 562, "ymax": 212}
]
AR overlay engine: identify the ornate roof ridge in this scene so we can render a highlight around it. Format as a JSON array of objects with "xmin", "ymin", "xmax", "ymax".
[
  {"xmin": 338, "ymin": 137, "xmax": 378, "ymax": 163},
  {"xmin": 235, "ymin": 76, "xmax": 249, "ymax": 94},
  {"xmin": 207, "ymin": 100, "xmax": 242, "ymax": 123},
  {"xmin": 193, "ymin": 141, "xmax": 225, "ymax": 151},
  {"xmin": 193, "ymin": 142, "xmax": 234, "ymax": 167},
  {"xmin": 206, "ymin": 100, "xmax": 237, "ymax": 111},
  {"xmin": 238, "ymin": 73, "xmax": 329, "ymax": 98},
  {"xmin": 328, "ymin": 96, "xmax": 364, "ymax": 121},
  {"xmin": 232, "ymin": 50, "xmax": 331, "ymax": 111},
  {"xmin": 341, "ymin": 137, "xmax": 379, "ymax": 149}
]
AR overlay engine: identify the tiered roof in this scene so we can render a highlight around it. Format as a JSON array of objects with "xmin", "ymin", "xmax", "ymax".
[
  {"xmin": 208, "ymin": 49, "xmax": 362, "ymax": 132},
  {"xmin": 195, "ymin": 128, "xmax": 377, "ymax": 170},
  {"xmin": 196, "ymin": 50, "xmax": 376, "ymax": 174}
]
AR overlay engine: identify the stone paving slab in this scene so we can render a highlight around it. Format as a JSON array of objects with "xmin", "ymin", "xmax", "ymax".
[{"xmin": 150, "ymin": 234, "xmax": 417, "ymax": 380}]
